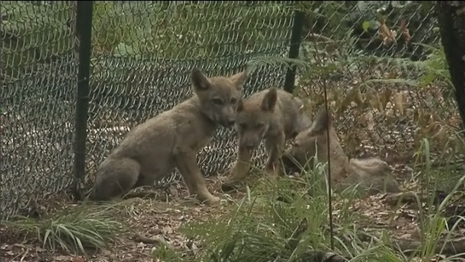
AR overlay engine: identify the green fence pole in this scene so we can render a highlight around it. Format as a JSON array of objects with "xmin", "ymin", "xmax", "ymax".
[
  {"xmin": 73, "ymin": 1, "xmax": 94, "ymax": 199},
  {"xmin": 284, "ymin": 10, "xmax": 305, "ymax": 94}
]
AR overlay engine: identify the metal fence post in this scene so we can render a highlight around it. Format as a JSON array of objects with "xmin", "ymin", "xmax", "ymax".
[
  {"xmin": 73, "ymin": 1, "xmax": 94, "ymax": 199},
  {"xmin": 284, "ymin": 9, "xmax": 305, "ymax": 94}
]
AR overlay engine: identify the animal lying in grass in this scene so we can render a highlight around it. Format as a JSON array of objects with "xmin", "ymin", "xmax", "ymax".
[
  {"xmin": 225, "ymin": 87, "xmax": 312, "ymax": 182},
  {"xmin": 281, "ymin": 106, "xmax": 401, "ymax": 196},
  {"xmin": 89, "ymin": 68, "xmax": 247, "ymax": 205}
]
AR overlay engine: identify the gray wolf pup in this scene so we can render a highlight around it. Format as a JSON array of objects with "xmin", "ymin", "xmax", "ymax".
[
  {"xmin": 282, "ymin": 106, "xmax": 400, "ymax": 196},
  {"xmin": 90, "ymin": 68, "xmax": 248, "ymax": 205},
  {"xmin": 226, "ymin": 87, "xmax": 311, "ymax": 181}
]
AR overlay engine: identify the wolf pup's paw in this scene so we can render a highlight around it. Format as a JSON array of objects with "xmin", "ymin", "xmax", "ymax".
[
  {"xmin": 195, "ymin": 191, "xmax": 221, "ymax": 206},
  {"xmin": 204, "ymin": 196, "xmax": 221, "ymax": 206}
]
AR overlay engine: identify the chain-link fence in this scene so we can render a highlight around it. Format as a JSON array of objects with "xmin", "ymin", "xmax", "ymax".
[
  {"xmin": 85, "ymin": 1, "xmax": 297, "ymax": 187},
  {"xmin": 2, "ymin": 1, "xmax": 78, "ymax": 219},
  {"xmin": 294, "ymin": 1, "xmax": 461, "ymax": 167},
  {"xmin": 1, "ymin": 1, "xmax": 296, "ymax": 220},
  {"xmin": 1, "ymin": 1, "xmax": 460, "ymax": 221}
]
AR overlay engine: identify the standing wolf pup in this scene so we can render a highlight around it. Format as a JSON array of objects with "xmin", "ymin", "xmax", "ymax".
[
  {"xmin": 90, "ymin": 68, "xmax": 247, "ymax": 205},
  {"xmin": 226, "ymin": 87, "xmax": 311, "ymax": 181},
  {"xmin": 282, "ymin": 106, "xmax": 400, "ymax": 196}
]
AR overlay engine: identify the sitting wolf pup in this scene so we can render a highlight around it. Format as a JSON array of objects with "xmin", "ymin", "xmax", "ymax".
[
  {"xmin": 90, "ymin": 68, "xmax": 247, "ymax": 205},
  {"xmin": 282, "ymin": 106, "xmax": 400, "ymax": 196},
  {"xmin": 226, "ymin": 87, "xmax": 311, "ymax": 182}
]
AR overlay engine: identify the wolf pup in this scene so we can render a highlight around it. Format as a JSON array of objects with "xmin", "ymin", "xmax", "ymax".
[
  {"xmin": 227, "ymin": 87, "xmax": 311, "ymax": 181},
  {"xmin": 90, "ymin": 68, "xmax": 247, "ymax": 205},
  {"xmin": 282, "ymin": 106, "xmax": 400, "ymax": 196}
]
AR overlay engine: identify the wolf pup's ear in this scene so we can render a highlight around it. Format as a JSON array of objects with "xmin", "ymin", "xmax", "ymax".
[
  {"xmin": 191, "ymin": 68, "xmax": 211, "ymax": 92},
  {"xmin": 229, "ymin": 71, "xmax": 247, "ymax": 91},
  {"xmin": 261, "ymin": 87, "xmax": 278, "ymax": 112}
]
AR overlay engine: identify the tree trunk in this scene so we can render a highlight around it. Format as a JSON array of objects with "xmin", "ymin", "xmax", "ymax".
[{"xmin": 436, "ymin": 1, "xmax": 465, "ymax": 131}]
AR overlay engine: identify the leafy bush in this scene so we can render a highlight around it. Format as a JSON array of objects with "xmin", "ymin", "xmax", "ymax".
[
  {"xmin": 298, "ymin": 1, "xmax": 438, "ymax": 60},
  {"xmin": 294, "ymin": 12, "xmax": 462, "ymax": 157},
  {"xmin": 91, "ymin": 2, "xmax": 293, "ymax": 59}
]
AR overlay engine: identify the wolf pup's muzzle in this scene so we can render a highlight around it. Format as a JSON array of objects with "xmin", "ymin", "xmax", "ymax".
[{"xmin": 221, "ymin": 116, "xmax": 236, "ymax": 128}]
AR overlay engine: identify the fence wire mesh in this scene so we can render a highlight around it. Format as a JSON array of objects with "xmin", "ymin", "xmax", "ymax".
[
  {"xmin": 1, "ymin": 1, "xmax": 461, "ymax": 221},
  {"xmin": 1, "ymin": 1, "xmax": 78, "ymax": 220},
  {"xmin": 1, "ymin": 1, "xmax": 295, "ymax": 219},
  {"xmin": 85, "ymin": 1, "xmax": 295, "ymax": 188},
  {"xmin": 294, "ymin": 1, "xmax": 460, "ymax": 168}
]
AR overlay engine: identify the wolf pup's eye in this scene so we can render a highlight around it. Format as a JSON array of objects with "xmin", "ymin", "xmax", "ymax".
[
  {"xmin": 212, "ymin": 98, "xmax": 223, "ymax": 105},
  {"xmin": 230, "ymin": 98, "xmax": 237, "ymax": 104},
  {"xmin": 256, "ymin": 123, "xmax": 264, "ymax": 129}
]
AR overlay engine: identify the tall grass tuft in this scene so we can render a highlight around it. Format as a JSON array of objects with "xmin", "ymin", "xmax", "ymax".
[{"xmin": 4, "ymin": 204, "xmax": 124, "ymax": 255}]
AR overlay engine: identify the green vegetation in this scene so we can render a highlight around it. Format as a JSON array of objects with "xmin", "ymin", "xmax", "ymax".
[
  {"xmin": 3, "ymin": 139, "xmax": 463, "ymax": 260},
  {"xmin": 92, "ymin": 2, "xmax": 293, "ymax": 59},
  {"xmin": 1, "ymin": 1, "xmax": 294, "ymax": 80},
  {"xmin": 4, "ymin": 204, "xmax": 124, "ymax": 254},
  {"xmin": 2, "ymin": 1, "xmax": 464, "ymax": 261},
  {"xmin": 1, "ymin": 2, "xmax": 74, "ymax": 79},
  {"xmin": 152, "ymin": 139, "xmax": 465, "ymax": 261}
]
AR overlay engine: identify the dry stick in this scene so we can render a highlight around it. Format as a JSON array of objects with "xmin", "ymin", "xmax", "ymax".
[
  {"xmin": 285, "ymin": 218, "xmax": 309, "ymax": 251},
  {"xmin": 310, "ymin": 32, "xmax": 335, "ymax": 250},
  {"xmin": 335, "ymin": 225, "xmax": 465, "ymax": 257},
  {"xmin": 296, "ymin": 251, "xmax": 348, "ymax": 262},
  {"xmin": 132, "ymin": 233, "xmax": 164, "ymax": 244},
  {"xmin": 282, "ymin": 218, "xmax": 348, "ymax": 262},
  {"xmin": 122, "ymin": 191, "xmax": 162, "ymax": 200},
  {"xmin": 363, "ymin": 230, "xmax": 465, "ymax": 256},
  {"xmin": 393, "ymin": 236, "xmax": 465, "ymax": 256},
  {"xmin": 273, "ymin": 219, "xmax": 309, "ymax": 261}
]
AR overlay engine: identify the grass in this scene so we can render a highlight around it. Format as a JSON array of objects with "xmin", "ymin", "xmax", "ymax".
[
  {"xmin": 3, "ymin": 203, "xmax": 125, "ymax": 255},
  {"xmin": 1, "ymin": 2, "xmax": 464, "ymax": 261},
  {"xmin": 1, "ymin": 145, "xmax": 463, "ymax": 261},
  {"xmin": 148, "ymin": 138, "xmax": 465, "ymax": 262}
]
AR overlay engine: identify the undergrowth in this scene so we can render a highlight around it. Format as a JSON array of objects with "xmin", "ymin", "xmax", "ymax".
[
  {"xmin": 3, "ymin": 139, "xmax": 462, "ymax": 261},
  {"xmin": 151, "ymin": 138, "xmax": 465, "ymax": 261},
  {"xmin": 3, "ymin": 203, "xmax": 124, "ymax": 255}
]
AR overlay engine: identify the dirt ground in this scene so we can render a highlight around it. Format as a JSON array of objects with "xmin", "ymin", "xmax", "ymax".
[
  {"xmin": 1, "ymin": 169, "xmax": 464, "ymax": 262},
  {"xmin": 1, "ymin": 178, "xmax": 244, "ymax": 262}
]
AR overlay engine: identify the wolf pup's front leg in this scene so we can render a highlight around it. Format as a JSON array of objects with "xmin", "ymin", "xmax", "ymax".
[
  {"xmin": 264, "ymin": 131, "xmax": 285, "ymax": 179},
  {"xmin": 229, "ymin": 144, "xmax": 254, "ymax": 181},
  {"xmin": 174, "ymin": 147, "xmax": 220, "ymax": 206}
]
